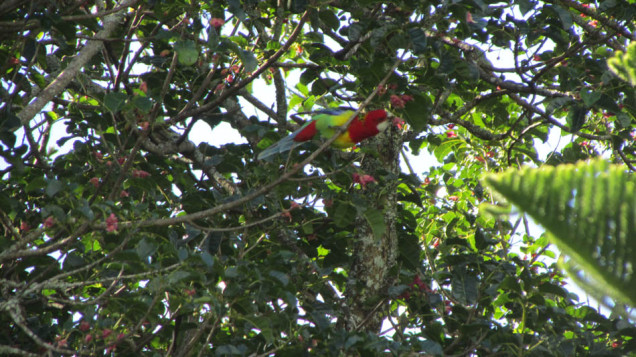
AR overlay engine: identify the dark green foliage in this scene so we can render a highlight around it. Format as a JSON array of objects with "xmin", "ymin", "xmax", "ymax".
[{"xmin": 1, "ymin": 0, "xmax": 634, "ymax": 355}]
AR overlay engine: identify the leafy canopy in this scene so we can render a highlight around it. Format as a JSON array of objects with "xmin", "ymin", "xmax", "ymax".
[{"xmin": 1, "ymin": 0, "xmax": 635, "ymax": 355}]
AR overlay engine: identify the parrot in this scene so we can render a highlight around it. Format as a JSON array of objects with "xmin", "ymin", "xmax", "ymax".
[{"xmin": 257, "ymin": 108, "xmax": 389, "ymax": 160}]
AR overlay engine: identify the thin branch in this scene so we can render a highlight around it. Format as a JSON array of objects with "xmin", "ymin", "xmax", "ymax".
[
  {"xmin": 4, "ymin": 302, "xmax": 82, "ymax": 356},
  {"xmin": 507, "ymin": 93, "xmax": 611, "ymax": 141},
  {"xmin": 94, "ymin": 56, "xmax": 403, "ymax": 231},
  {"xmin": 0, "ymin": 222, "xmax": 88, "ymax": 262},
  {"xmin": 0, "ymin": 345, "xmax": 38, "ymax": 357},
  {"xmin": 271, "ymin": 62, "xmax": 321, "ymax": 69},
  {"xmin": 64, "ymin": 3, "xmax": 138, "ymax": 22},
  {"xmin": 196, "ymin": 316, "xmax": 221, "ymax": 357},
  {"xmin": 616, "ymin": 146, "xmax": 636, "ymax": 172},
  {"xmin": 16, "ymin": 0, "xmax": 137, "ymax": 124},
  {"xmin": 552, "ymin": 0, "xmax": 635, "ymax": 41},
  {"xmin": 39, "ymin": 263, "xmax": 181, "ymax": 293},
  {"xmin": 273, "ymin": 67, "xmax": 288, "ymax": 126},
  {"xmin": 353, "ymin": 298, "xmax": 386, "ymax": 331},
  {"xmin": 112, "ymin": 5, "xmax": 144, "ymax": 92},
  {"xmin": 0, "ymin": 227, "xmax": 46, "ymax": 262},
  {"xmin": 142, "ymin": 126, "xmax": 240, "ymax": 195},
  {"xmin": 431, "ymin": 91, "xmax": 510, "ymax": 140},
  {"xmin": 570, "ymin": 12, "xmax": 624, "ymax": 52},
  {"xmin": 187, "ymin": 212, "xmax": 283, "ymax": 233},
  {"xmin": 177, "ymin": 312, "xmax": 218, "ymax": 357},
  {"xmin": 45, "ymin": 267, "xmax": 126, "ymax": 307},
  {"xmin": 149, "ymin": 39, "xmax": 181, "ymax": 122},
  {"xmin": 400, "ymin": 148, "xmax": 416, "ymax": 176},
  {"xmin": 167, "ymin": 11, "xmax": 311, "ymax": 125},
  {"xmin": 43, "ymin": 234, "xmax": 133, "ymax": 286},
  {"xmin": 239, "ymin": 89, "xmax": 278, "ymax": 119},
  {"xmin": 122, "ymin": 19, "xmax": 166, "ymax": 83},
  {"xmin": 383, "ymin": 306, "xmax": 405, "ymax": 341}
]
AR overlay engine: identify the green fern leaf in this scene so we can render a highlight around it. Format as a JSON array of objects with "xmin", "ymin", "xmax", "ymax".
[
  {"xmin": 607, "ymin": 41, "xmax": 636, "ymax": 86},
  {"xmin": 482, "ymin": 160, "xmax": 636, "ymax": 307}
]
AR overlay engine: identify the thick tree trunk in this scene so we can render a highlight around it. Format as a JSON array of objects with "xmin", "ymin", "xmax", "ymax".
[{"xmin": 343, "ymin": 125, "xmax": 403, "ymax": 332}]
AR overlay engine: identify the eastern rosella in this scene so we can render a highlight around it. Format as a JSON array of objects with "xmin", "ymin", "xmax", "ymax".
[{"xmin": 257, "ymin": 108, "xmax": 389, "ymax": 160}]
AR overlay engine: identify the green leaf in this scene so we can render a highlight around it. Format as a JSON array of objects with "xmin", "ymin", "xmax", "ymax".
[
  {"xmin": 483, "ymin": 159, "xmax": 636, "ymax": 307},
  {"xmin": 319, "ymin": 9, "xmax": 340, "ymax": 31},
  {"xmin": 269, "ymin": 270, "xmax": 289, "ymax": 286},
  {"xmin": 76, "ymin": 199, "xmax": 94, "ymax": 220},
  {"xmin": 22, "ymin": 37, "xmax": 37, "ymax": 63},
  {"xmin": 0, "ymin": 112, "xmax": 21, "ymax": 132},
  {"xmin": 42, "ymin": 204, "xmax": 66, "ymax": 222},
  {"xmin": 517, "ymin": 0, "xmax": 536, "ymax": 15},
  {"xmin": 132, "ymin": 96, "xmax": 152, "ymax": 113},
  {"xmin": 174, "ymin": 40, "xmax": 198, "ymax": 66},
  {"xmin": 451, "ymin": 269, "xmax": 479, "ymax": 305},
  {"xmin": 103, "ymin": 92, "xmax": 127, "ymax": 113},
  {"xmin": 177, "ymin": 247, "xmax": 188, "ymax": 261},
  {"xmin": 388, "ymin": 284, "xmax": 409, "ymax": 298},
  {"xmin": 363, "ymin": 208, "xmax": 386, "ymax": 241},
  {"xmin": 136, "ymin": 239, "xmax": 158, "ymax": 259},
  {"xmin": 311, "ymin": 78, "xmax": 337, "ymax": 96},
  {"xmin": 457, "ymin": 61, "xmax": 480, "ymax": 83},
  {"xmin": 64, "ymin": 252, "xmax": 85, "ymax": 269},
  {"xmin": 225, "ymin": 266, "xmax": 239, "ymax": 278},
  {"xmin": 616, "ymin": 112, "xmax": 631, "ymax": 128},
  {"xmin": 434, "ymin": 138, "xmax": 465, "ymax": 162},
  {"xmin": 438, "ymin": 54, "xmax": 455, "ymax": 74},
  {"xmin": 302, "ymin": 222, "xmax": 313, "ymax": 234},
  {"xmin": 200, "ymin": 252, "xmax": 215, "ymax": 268},
  {"xmin": 168, "ymin": 270, "xmax": 191, "ymax": 284},
  {"xmin": 45, "ymin": 179, "xmax": 64, "ymax": 197},
  {"xmin": 598, "ymin": 0, "xmax": 618, "ymax": 12},
  {"xmin": 566, "ymin": 104, "xmax": 587, "ymax": 132},
  {"xmin": 25, "ymin": 176, "xmax": 47, "ymax": 193},
  {"xmin": 290, "ymin": 0, "xmax": 308, "ymax": 13},
  {"xmin": 333, "ymin": 202, "xmax": 356, "ymax": 228},
  {"xmin": 607, "ymin": 41, "xmax": 636, "ymax": 86},
  {"xmin": 419, "ymin": 340, "xmax": 443, "ymax": 355},
  {"xmin": 348, "ymin": 22, "xmax": 363, "ymax": 42},
  {"xmin": 227, "ymin": 0, "xmax": 247, "ymax": 21},
  {"xmin": 238, "ymin": 50, "xmax": 258, "ymax": 73},
  {"xmin": 552, "ymin": 5, "xmax": 573, "ymax": 29},
  {"xmin": 207, "ymin": 27, "xmax": 220, "ymax": 49},
  {"xmin": 408, "ymin": 28, "xmax": 427, "ymax": 54},
  {"xmin": 403, "ymin": 93, "xmax": 431, "ymax": 132},
  {"xmin": 579, "ymin": 89, "xmax": 601, "ymax": 107},
  {"xmin": 538, "ymin": 282, "xmax": 568, "ymax": 298}
]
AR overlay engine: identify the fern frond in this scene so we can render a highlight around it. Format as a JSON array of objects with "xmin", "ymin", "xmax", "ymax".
[
  {"xmin": 482, "ymin": 159, "xmax": 636, "ymax": 307},
  {"xmin": 607, "ymin": 41, "xmax": 636, "ymax": 86}
]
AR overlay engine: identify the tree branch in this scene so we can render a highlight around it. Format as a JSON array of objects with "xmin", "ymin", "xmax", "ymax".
[
  {"xmin": 167, "ymin": 11, "xmax": 311, "ymax": 125},
  {"xmin": 552, "ymin": 0, "xmax": 635, "ymax": 41},
  {"xmin": 16, "ymin": 0, "xmax": 137, "ymax": 124},
  {"xmin": 93, "ymin": 56, "xmax": 403, "ymax": 231}
]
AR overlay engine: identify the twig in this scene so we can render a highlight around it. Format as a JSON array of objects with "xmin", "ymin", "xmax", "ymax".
[
  {"xmin": 0, "ymin": 345, "xmax": 38, "ymax": 357},
  {"xmin": 239, "ymin": 89, "xmax": 278, "ymax": 119},
  {"xmin": 400, "ymin": 148, "xmax": 416, "ymax": 176},
  {"xmin": 353, "ymin": 299, "xmax": 386, "ymax": 331},
  {"xmin": 186, "ymin": 213, "xmax": 283, "ymax": 233},
  {"xmin": 94, "ymin": 55, "xmax": 404, "ymax": 231},
  {"xmin": 616, "ymin": 146, "xmax": 636, "ymax": 172},
  {"xmin": 507, "ymin": 93, "xmax": 611, "ymax": 141},
  {"xmin": 553, "ymin": 0, "xmax": 635, "ymax": 41},
  {"xmin": 167, "ymin": 11, "xmax": 311, "ymax": 125},
  {"xmin": 16, "ymin": 0, "xmax": 137, "ymax": 124},
  {"xmin": 4, "ymin": 302, "xmax": 82, "ymax": 355}
]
